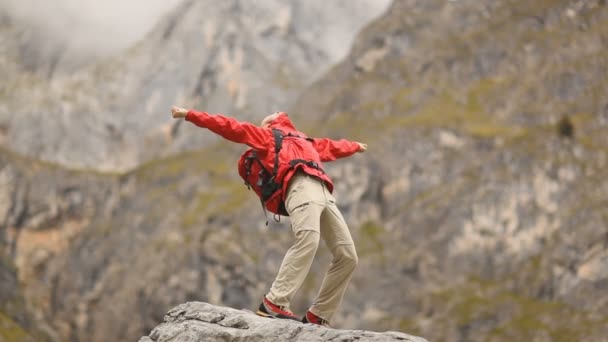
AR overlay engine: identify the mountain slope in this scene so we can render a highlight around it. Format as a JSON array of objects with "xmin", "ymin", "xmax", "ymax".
[
  {"xmin": 2, "ymin": 1, "xmax": 608, "ymax": 342},
  {"xmin": 292, "ymin": 0, "xmax": 608, "ymax": 340},
  {"xmin": 0, "ymin": 0, "xmax": 391, "ymax": 171}
]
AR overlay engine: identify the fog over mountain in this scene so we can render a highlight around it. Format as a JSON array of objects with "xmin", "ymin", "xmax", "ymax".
[{"xmin": 0, "ymin": 0, "xmax": 182, "ymax": 73}]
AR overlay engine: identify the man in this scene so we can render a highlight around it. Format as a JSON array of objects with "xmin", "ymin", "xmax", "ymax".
[{"xmin": 171, "ymin": 106, "xmax": 366, "ymax": 326}]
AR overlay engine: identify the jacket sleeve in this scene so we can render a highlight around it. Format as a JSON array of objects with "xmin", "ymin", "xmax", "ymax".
[
  {"xmin": 185, "ymin": 110, "xmax": 270, "ymax": 150},
  {"xmin": 311, "ymin": 138, "xmax": 361, "ymax": 162}
]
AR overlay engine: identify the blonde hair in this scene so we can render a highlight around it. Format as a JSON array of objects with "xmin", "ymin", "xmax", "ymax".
[{"xmin": 260, "ymin": 112, "xmax": 280, "ymax": 127}]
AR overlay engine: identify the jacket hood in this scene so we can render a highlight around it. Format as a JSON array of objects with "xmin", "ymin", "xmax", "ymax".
[{"xmin": 268, "ymin": 112, "xmax": 297, "ymax": 132}]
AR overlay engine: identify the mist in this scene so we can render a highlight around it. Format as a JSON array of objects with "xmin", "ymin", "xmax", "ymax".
[{"xmin": 1, "ymin": 0, "xmax": 183, "ymax": 71}]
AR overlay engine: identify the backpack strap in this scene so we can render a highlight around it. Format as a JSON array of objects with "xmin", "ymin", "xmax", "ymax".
[
  {"xmin": 247, "ymin": 129, "xmax": 321, "ymax": 222},
  {"xmin": 243, "ymin": 152, "xmax": 256, "ymax": 188},
  {"xmin": 271, "ymin": 128, "xmax": 283, "ymax": 178},
  {"xmin": 286, "ymin": 132, "xmax": 314, "ymax": 142},
  {"xmin": 288, "ymin": 159, "xmax": 325, "ymax": 174},
  {"xmin": 243, "ymin": 151, "xmax": 266, "ymax": 189}
]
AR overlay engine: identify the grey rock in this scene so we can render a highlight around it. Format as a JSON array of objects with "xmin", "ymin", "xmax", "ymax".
[
  {"xmin": 142, "ymin": 302, "xmax": 427, "ymax": 342},
  {"xmin": 0, "ymin": 246, "xmax": 49, "ymax": 341}
]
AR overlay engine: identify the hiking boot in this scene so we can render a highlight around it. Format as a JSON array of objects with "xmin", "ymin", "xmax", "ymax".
[
  {"xmin": 256, "ymin": 296, "xmax": 300, "ymax": 321},
  {"xmin": 301, "ymin": 310, "xmax": 331, "ymax": 327}
]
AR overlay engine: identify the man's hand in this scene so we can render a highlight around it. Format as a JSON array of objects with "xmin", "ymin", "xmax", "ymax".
[
  {"xmin": 357, "ymin": 142, "xmax": 367, "ymax": 152},
  {"xmin": 171, "ymin": 106, "xmax": 188, "ymax": 119}
]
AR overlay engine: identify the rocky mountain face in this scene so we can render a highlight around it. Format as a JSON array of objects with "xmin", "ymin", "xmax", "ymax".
[
  {"xmin": 0, "ymin": 249, "xmax": 39, "ymax": 342},
  {"xmin": 1, "ymin": 142, "xmax": 381, "ymax": 342},
  {"xmin": 2, "ymin": 0, "xmax": 608, "ymax": 342},
  {"xmin": 0, "ymin": 150, "xmax": 120, "ymax": 342},
  {"xmin": 293, "ymin": 0, "xmax": 608, "ymax": 340},
  {"xmin": 0, "ymin": 199, "xmax": 52, "ymax": 342},
  {"xmin": 139, "ymin": 302, "xmax": 427, "ymax": 342},
  {"xmin": 0, "ymin": 0, "xmax": 391, "ymax": 171}
]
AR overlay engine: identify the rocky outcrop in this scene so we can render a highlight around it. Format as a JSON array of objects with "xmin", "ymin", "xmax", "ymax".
[{"xmin": 139, "ymin": 302, "xmax": 426, "ymax": 342}]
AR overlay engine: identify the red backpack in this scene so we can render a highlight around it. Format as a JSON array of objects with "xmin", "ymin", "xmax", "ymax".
[{"xmin": 237, "ymin": 129, "xmax": 323, "ymax": 220}]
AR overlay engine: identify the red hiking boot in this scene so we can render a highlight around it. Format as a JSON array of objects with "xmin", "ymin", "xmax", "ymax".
[
  {"xmin": 256, "ymin": 296, "xmax": 300, "ymax": 321},
  {"xmin": 302, "ymin": 310, "xmax": 331, "ymax": 327}
]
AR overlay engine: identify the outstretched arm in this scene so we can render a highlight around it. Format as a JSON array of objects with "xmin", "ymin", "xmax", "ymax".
[
  {"xmin": 172, "ymin": 106, "xmax": 270, "ymax": 150},
  {"xmin": 311, "ymin": 137, "xmax": 367, "ymax": 162}
]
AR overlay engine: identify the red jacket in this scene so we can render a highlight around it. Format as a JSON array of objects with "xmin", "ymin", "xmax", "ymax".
[{"xmin": 185, "ymin": 110, "xmax": 361, "ymax": 214}]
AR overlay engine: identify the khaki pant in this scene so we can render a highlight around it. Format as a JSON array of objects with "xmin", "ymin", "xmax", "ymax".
[{"xmin": 266, "ymin": 172, "xmax": 358, "ymax": 321}]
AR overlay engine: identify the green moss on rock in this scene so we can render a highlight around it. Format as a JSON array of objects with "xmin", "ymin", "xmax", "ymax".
[
  {"xmin": 357, "ymin": 221, "xmax": 386, "ymax": 265},
  {"xmin": 430, "ymin": 277, "xmax": 608, "ymax": 341},
  {"xmin": 0, "ymin": 311, "xmax": 30, "ymax": 342}
]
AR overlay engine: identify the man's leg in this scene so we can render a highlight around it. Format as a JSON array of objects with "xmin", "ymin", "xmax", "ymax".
[
  {"xmin": 309, "ymin": 201, "xmax": 358, "ymax": 322},
  {"xmin": 266, "ymin": 174, "xmax": 325, "ymax": 309},
  {"xmin": 266, "ymin": 229, "xmax": 319, "ymax": 307}
]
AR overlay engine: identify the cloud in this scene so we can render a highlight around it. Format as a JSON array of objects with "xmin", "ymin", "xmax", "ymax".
[{"xmin": 1, "ymin": 0, "xmax": 182, "ymax": 60}]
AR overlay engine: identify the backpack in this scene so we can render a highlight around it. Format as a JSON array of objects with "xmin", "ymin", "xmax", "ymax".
[{"xmin": 237, "ymin": 128, "xmax": 323, "ymax": 220}]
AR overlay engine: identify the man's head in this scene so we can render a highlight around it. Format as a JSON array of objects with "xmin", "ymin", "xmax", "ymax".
[{"xmin": 260, "ymin": 112, "xmax": 281, "ymax": 128}]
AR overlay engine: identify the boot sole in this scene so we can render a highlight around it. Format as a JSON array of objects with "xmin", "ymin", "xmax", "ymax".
[
  {"xmin": 256, "ymin": 309, "xmax": 300, "ymax": 321},
  {"xmin": 255, "ymin": 310, "xmax": 274, "ymax": 318}
]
